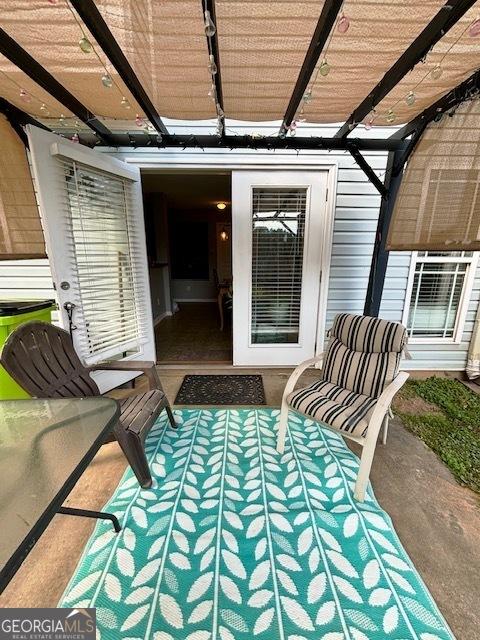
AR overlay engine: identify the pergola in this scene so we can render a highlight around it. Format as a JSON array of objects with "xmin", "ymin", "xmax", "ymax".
[{"xmin": 0, "ymin": 0, "xmax": 479, "ymax": 315}]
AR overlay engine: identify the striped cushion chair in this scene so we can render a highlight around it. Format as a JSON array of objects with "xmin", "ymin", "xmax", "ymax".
[{"xmin": 276, "ymin": 313, "xmax": 409, "ymax": 501}]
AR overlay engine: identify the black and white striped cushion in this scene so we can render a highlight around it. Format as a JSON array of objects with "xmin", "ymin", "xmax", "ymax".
[
  {"xmin": 322, "ymin": 314, "xmax": 407, "ymax": 398},
  {"xmin": 288, "ymin": 380, "xmax": 377, "ymax": 437},
  {"xmin": 288, "ymin": 314, "xmax": 407, "ymax": 436}
]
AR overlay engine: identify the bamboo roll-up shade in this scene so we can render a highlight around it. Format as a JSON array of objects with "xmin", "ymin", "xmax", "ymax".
[
  {"xmin": 0, "ymin": 0, "xmax": 478, "ymax": 127},
  {"xmin": 95, "ymin": 0, "xmax": 216, "ymax": 120},
  {"xmin": 387, "ymin": 99, "xmax": 480, "ymax": 251},
  {"xmin": 0, "ymin": 115, "xmax": 45, "ymax": 259}
]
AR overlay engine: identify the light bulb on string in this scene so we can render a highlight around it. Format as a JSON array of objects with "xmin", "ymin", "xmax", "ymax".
[
  {"xmin": 40, "ymin": 103, "xmax": 49, "ymax": 116},
  {"xmin": 364, "ymin": 118, "xmax": 373, "ymax": 130},
  {"xmin": 19, "ymin": 89, "xmax": 31, "ymax": 103},
  {"xmin": 469, "ymin": 19, "xmax": 480, "ymax": 37},
  {"xmin": 337, "ymin": 13, "xmax": 350, "ymax": 34},
  {"xmin": 135, "ymin": 114, "xmax": 144, "ymax": 127},
  {"xmin": 208, "ymin": 55, "xmax": 217, "ymax": 75},
  {"xmin": 303, "ymin": 89, "xmax": 312, "ymax": 103},
  {"xmin": 101, "ymin": 73, "xmax": 112, "ymax": 88},
  {"xmin": 386, "ymin": 109, "xmax": 396, "ymax": 123},
  {"xmin": 71, "ymin": 133, "xmax": 79, "ymax": 143},
  {"xmin": 59, "ymin": 114, "xmax": 66, "ymax": 127},
  {"xmin": 204, "ymin": 10, "xmax": 216, "ymax": 37},
  {"xmin": 121, "ymin": 96, "xmax": 131, "ymax": 110},
  {"xmin": 319, "ymin": 59, "xmax": 330, "ymax": 77},
  {"xmin": 405, "ymin": 91, "xmax": 416, "ymax": 106},
  {"xmin": 79, "ymin": 36, "xmax": 93, "ymax": 54},
  {"xmin": 289, "ymin": 121, "xmax": 297, "ymax": 136},
  {"xmin": 208, "ymin": 84, "xmax": 216, "ymax": 101},
  {"xmin": 431, "ymin": 65, "xmax": 442, "ymax": 80}
]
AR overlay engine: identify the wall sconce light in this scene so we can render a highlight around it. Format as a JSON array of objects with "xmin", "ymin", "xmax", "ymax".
[
  {"xmin": 220, "ymin": 227, "xmax": 229, "ymax": 241},
  {"xmin": 216, "ymin": 202, "xmax": 227, "ymax": 210}
]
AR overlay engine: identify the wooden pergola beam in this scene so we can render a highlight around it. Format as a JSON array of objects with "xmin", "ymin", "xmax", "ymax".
[
  {"xmin": 0, "ymin": 27, "xmax": 114, "ymax": 144},
  {"xmin": 92, "ymin": 132, "xmax": 407, "ymax": 151},
  {"xmin": 204, "ymin": 0, "xmax": 225, "ymax": 136},
  {"xmin": 279, "ymin": 0, "xmax": 343, "ymax": 137},
  {"xmin": 335, "ymin": 0, "xmax": 477, "ymax": 138},
  {"xmin": 70, "ymin": 0, "xmax": 169, "ymax": 136}
]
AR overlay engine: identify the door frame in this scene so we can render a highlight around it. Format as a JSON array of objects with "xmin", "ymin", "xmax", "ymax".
[{"xmin": 112, "ymin": 155, "xmax": 337, "ymax": 364}]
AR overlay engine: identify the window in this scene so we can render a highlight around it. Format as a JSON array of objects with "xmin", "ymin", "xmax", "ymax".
[
  {"xmin": 251, "ymin": 187, "xmax": 307, "ymax": 344},
  {"xmin": 404, "ymin": 251, "xmax": 478, "ymax": 342}
]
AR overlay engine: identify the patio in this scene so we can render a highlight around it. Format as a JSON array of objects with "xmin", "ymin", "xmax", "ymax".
[
  {"xmin": 1, "ymin": 369, "xmax": 479, "ymax": 639},
  {"xmin": 0, "ymin": 1, "xmax": 479, "ymax": 638}
]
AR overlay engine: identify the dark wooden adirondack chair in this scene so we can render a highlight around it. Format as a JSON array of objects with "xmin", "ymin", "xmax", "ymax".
[{"xmin": 1, "ymin": 321, "xmax": 176, "ymax": 488}]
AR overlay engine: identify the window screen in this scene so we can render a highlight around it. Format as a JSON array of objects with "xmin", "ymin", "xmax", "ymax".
[
  {"xmin": 251, "ymin": 187, "xmax": 307, "ymax": 344},
  {"xmin": 61, "ymin": 158, "xmax": 149, "ymax": 363},
  {"xmin": 406, "ymin": 251, "xmax": 474, "ymax": 339}
]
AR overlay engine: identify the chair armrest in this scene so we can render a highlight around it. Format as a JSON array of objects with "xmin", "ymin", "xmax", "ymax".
[
  {"xmin": 282, "ymin": 353, "xmax": 325, "ymax": 404},
  {"xmin": 89, "ymin": 360, "xmax": 162, "ymax": 391},
  {"xmin": 367, "ymin": 371, "xmax": 409, "ymax": 437}
]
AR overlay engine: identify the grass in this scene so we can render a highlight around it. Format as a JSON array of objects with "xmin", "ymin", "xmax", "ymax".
[{"xmin": 393, "ymin": 377, "xmax": 480, "ymax": 493}]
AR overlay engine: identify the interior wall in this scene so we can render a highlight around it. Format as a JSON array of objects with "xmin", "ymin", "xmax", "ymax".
[{"xmin": 170, "ymin": 208, "xmax": 230, "ymax": 301}]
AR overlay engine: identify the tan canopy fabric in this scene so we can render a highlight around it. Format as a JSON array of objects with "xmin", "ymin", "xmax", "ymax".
[
  {"xmin": 0, "ymin": 115, "xmax": 45, "ymax": 259},
  {"xmin": 387, "ymin": 99, "xmax": 480, "ymax": 251},
  {"xmin": 0, "ymin": 0, "xmax": 478, "ymax": 128}
]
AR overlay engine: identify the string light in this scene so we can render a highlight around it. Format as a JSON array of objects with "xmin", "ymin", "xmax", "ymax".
[
  {"xmin": 40, "ymin": 103, "xmax": 50, "ymax": 115},
  {"xmin": 319, "ymin": 59, "xmax": 331, "ymax": 77},
  {"xmin": 19, "ymin": 89, "xmax": 31, "ymax": 103},
  {"xmin": 71, "ymin": 132, "xmax": 79, "ymax": 143},
  {"xmin": 386, "ymin": 109, "xmax": 396, "ymax": 123},
  {"xmin": 293, "ymin": 2, "xmax": 349, "ymax": 127},
  {"xmin": 204, "ymin": 10, "xmax": 216, "ymax": 37},
  {"xmin": 468, "ymin": 19, "xmax": 480, "ymax": 37},
  {"xmin": 337, "ymin": 13, "xmax": 350, "ymax": 34},
  {"xmin": 79, "ymin": 36, "xmax": 92, "ymax": 53},
  {"xmin": 101, "ymin": 73, "xmax": 112, "ymax": 88},
  {"xmin": 65, "ymin": 0, "xmax": 135, "ymax": 114},
  {"xmin": 135, "ymin": 114, "xmax": 144, "ymax": 127},
  {"xmin": 208, "ymin": 54, "xmax": 218, "ymax": 75},
  {"xmin": 405, "ymin": 91, "xmax": 416, "ymax": 106},
  {"xmin": 382, "ymin": 17, "xmax": 478, "ymax": 125}
]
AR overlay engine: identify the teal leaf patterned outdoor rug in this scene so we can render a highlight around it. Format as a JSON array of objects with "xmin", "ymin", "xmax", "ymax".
[{"xmin": 60, "ymin": 409, "xmax": 454, "ymax": 640}]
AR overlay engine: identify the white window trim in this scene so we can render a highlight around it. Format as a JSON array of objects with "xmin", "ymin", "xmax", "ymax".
[{"xmin": 402, "ymin": 251, "xmax": 479, "ymax": 344}]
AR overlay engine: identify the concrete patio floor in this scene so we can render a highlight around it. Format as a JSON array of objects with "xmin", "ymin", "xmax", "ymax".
[{"xmin": 1, "ymin": 367, "xmax": 479, "ymax": 639}]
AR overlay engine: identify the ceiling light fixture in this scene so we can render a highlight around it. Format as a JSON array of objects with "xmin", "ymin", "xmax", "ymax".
[{"xmin": 216, "ymin": 202, "xmax": 227, "ymax": 210}]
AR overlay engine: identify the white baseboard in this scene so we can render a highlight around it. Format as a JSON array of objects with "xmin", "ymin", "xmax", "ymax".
[{"xmin": 153, "ymin": 310, "xmax": 172, "ymax": 326}]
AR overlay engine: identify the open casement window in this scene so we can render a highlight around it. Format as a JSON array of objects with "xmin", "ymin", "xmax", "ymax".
[
  {"xmin": 403, "ymin": 251, "xmax": 479, "ymax": 343},
  {"xmin": 27, "ymin": 126, "xmax": 155, "ymax": 392}
]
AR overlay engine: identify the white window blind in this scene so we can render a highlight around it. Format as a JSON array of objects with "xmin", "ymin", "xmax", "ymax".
[
  {"xmin": 406, "ymin": 251, "xmax": 475, "ymax": 340},
  {"xmin": 251, "ymin": 187, "xmax": 307, "ymax": 344},
  {"xmin": 60, "ymin": 158, "xmax": 149, "ymax": 364}
]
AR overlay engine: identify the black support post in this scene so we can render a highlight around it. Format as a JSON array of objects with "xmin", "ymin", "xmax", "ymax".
[{"xmin": 364, "ymin": 149, "xmax": 404, "ymax": 316}]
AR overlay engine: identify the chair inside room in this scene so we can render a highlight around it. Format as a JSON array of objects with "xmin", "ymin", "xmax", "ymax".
[
  {"xmin": 276, "ymin": 313, "xmax": 409, "ymax": 501},
  {"xmin": 1, "ymin": 321, "xmax": 176, "ymax": 488}
]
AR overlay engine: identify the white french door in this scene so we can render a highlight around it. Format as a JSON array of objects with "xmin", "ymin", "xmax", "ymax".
[
  {"xmin": 232, "ymin": 170, "xmax": 328, "ymax": 366},
  {"xmin": 27, "ymin": 126, "xmax": 155, "ymax": 392}
]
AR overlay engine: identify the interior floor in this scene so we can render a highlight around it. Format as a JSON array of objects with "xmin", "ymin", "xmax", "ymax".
[
  {"xmin": 155, "ymin": 302, "xmax": 232, "ymax": 363},
  {"xmin": 1, "ymin": 366, "xmax": 478, "ymax": 640}
]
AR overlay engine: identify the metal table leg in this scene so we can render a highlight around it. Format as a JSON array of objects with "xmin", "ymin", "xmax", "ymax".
[{"xmin": 58, "ymin": 506, "xmax": 121, "ymax": 532}]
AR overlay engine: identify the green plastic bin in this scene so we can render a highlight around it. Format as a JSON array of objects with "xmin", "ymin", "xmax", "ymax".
[{"xmin": 0, "ymin": 300, "xmax": 55, "ymax": 399}]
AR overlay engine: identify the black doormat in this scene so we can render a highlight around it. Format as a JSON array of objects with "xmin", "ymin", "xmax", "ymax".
[{"xmin": 174, "ymin": 375, "xmax": 266, "ymax": 405}]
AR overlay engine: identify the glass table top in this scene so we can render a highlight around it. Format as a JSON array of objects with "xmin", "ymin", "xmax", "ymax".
[{"xmin": 0, "ymin": 397, "xmax": 119, "ymax": 573}]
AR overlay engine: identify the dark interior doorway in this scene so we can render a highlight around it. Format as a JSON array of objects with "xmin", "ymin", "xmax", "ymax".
[{"xmin": 142, "ymin": 171, "xmax": 232, "ymax": 363}]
